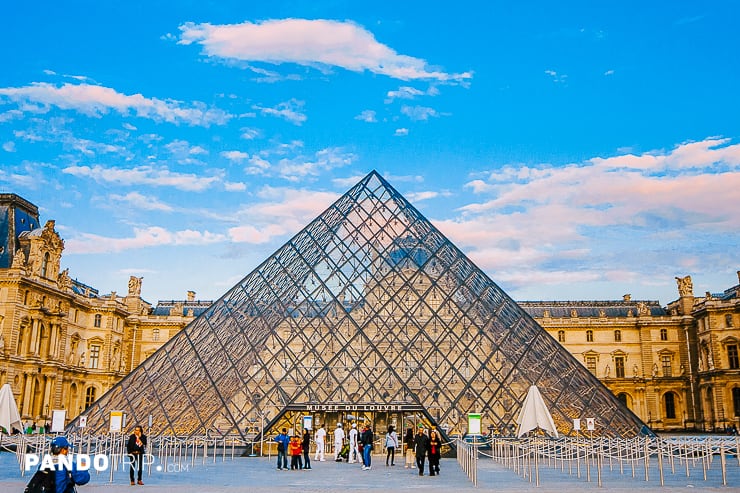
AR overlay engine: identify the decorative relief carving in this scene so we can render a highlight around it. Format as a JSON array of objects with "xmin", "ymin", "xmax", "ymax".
[{"xmin": 675, "ymin": 275, "xmax": 693, "ymax": 297}]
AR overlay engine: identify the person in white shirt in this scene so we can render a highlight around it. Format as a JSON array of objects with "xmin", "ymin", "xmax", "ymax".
[
  {"xmin": 348, "ymin": 423, "xmax": 359, "ymax": 463},
  {"xmin": 333, "ymin": 423, "xmax": 345, "ymax": 461},
  {"xmin": 314, "ymin": 424, "xmax": 326, "ymax": 461}
]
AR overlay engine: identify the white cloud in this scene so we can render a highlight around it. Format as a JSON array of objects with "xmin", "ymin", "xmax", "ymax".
[
  {"xmin": 448, "ymin": 137, "xmax": 740, "ymax": 282},
  {"xmin": 544, "ymin": 70, "xmax": 568, "ymax": 83},
  {"xmin": 604, "ymin": 69, "xmax": 615, "ymax": 76},
  {"xmin": 221, "ymin": 150, "xmax": 250, "ymax": 162},
  {"xmin": 0, "ymin": 82, "xmax": 232, "ymax": 126},
  {"xmin": 178, "ymin": 19, "xmax": 472, "ymax": 82},
  {"xmin": 224, "ymin": 181, "xmax": 247, "ymax": 191},
  {"xmin": 394, "ymin": 128, "xmax": 409, "ymax": 136},
  {"xmin": 2, "ymin": 141, "xmax": 16, "ymax": 152},
  {"xmin": 253, "ymin": 98, "xmax": 306, "ymax": 125},
  {"xmin": 401, "ymin": 105, "xmax": 439, "ymax": 121},
  {"xmin": 62, "ymin": 164, "xmax": 224, "ymax": 191},
  {"xmin": 108, "ymin": 192, "xmax": 174, "ymax": 211},
  {"xmin": 65, "ymin": 226, "xmax": 226, "ymax": 254},
  {"xmin": 386, "ymin": 86, "xmax": 425, "ymax": 101},
  {"xmin": 355, "ymin": 110, "xmax": 377, "ymax": 122},
  {"xmin": 240, "ymin": 127, "xmax": 261, "ymax": 140},
  {"xmin": 405, "ymin": 191, "xmax": 439, "ymax": 202}
]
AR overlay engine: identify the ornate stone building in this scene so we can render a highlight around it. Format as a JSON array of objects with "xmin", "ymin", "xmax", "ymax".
[
  {"xmin": 0, "ymin": 194, "xmax": 209, "ymax": 429},
  {"xmin": 0, "ymin": 192, "xmax": 737, "ymax": 433}
]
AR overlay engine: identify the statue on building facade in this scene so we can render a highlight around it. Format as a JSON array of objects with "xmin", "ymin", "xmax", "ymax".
[
  {"xmin": 128, "ymin": 276, "xmax": 143, "ymax": 297},
  {"xmin": 57, "ymin": 268, "xmax": 72, "ymax": 291},
  {"xmin": 675, "ymin": 275, "xmax": 693, "ymax": 297},
  {"xmin": 12, "ymin": 248, "xmax": 26, "ymax": 269}
]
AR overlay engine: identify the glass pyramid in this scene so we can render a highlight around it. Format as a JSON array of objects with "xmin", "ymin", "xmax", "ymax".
[{"xmin": 73, "ymin": 171, "xmax": 649, "ymax": 439}]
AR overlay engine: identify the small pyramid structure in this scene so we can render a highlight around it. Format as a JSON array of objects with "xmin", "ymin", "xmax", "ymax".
[{"xmin": 72, "ymin": 171, "xmax": 649, "ymax": 439}]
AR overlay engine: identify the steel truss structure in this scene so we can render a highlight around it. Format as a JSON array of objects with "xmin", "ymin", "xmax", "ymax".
[{"xmin": 71, "ymin": 171, "xmax": 650, "ymax": 439}]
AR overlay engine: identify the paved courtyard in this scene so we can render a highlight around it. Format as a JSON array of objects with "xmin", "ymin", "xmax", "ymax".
[{"xmin": 2, "ymin": 450, "xmax": 738, "ymax": 492}]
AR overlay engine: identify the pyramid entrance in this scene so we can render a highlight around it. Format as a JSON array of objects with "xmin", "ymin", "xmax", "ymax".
[{"xmin": 72, "ymin": 171, "xmax": 650, "ymax": 442}]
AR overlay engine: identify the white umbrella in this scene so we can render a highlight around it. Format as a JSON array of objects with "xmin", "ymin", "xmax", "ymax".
[
  {"xmin": 516, "ymin": 385, "xmax": 559, "ymax": 438},
  {"xmin": 0, "ymin": 383, "xmax": 22, "ymax": 434}
]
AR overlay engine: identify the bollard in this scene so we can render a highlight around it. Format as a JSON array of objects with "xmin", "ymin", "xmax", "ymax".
[{"xmin": 720, "ymin": 444, "xmax": 727, "ymax": 486}]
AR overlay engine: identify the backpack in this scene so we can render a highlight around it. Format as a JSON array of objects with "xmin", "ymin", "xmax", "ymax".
[{"xmin": 24, "ymin": 468, "xmax": 55, "ymax": 493}]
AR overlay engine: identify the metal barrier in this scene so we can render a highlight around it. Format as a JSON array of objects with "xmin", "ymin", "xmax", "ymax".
[
  {"xmin": 480, "ymin": 435, "xmax": 739, "ymax": 488},
  {"xmin": 456, "ymin": 438, "xmax": 478, "ymax": 486}
]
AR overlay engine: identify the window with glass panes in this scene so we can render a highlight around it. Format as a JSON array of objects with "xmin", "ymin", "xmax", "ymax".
[
  {"xmin": 728, "ymin": 344, "xmax": 739, "ymax": 370},
  {"xmin": 89, "ymin": 344, "xmax": 101, "ymax": 369},
  {"xmin": 586, "ymin": 356, "xmax": 597, "ymax": 373},
  {"xmin": 615, "ymin": 356, "xmax": 625, "ymax": 378},
  {"xmin": 660, "ymin": 328, "xmax": 668, "ymax": 341},
  {"xmin": 586, "ymin": 330, "xmax": 594, "ymax": 342},
  {"xmin": 661, "ymin": 355, "xmax": 672, "ymax": 376}
]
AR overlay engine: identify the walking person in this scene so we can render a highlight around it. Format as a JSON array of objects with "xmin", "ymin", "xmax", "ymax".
[
  {"xmin": 314, "ymin": 424, "xmax": 326, "ymax": 461},
  {"xmin": 385, "ymin": 425, "xmax": 398, "ymax": 466},
  {"xmin": 428, "ymin": 429, "xmax": 441, "ymax": 476},
  {"xmin": 333, "ymin": 423, "xmax": 345, "ymax": 461},
  {"xmin": 274, "ymin": 428, "xmax": 290, "ymax": 470},
  {"xmin": 348, "ymin": 423, "xmax": 360, "ymax": 463},
  {"xmin": 126, "ymin": 425, "xmax": 147, "ymax": 485},
  {"xmin": 404, "ymin": 427, "xmax": 414, "ymax": 468},
  {"xmin": 413, "ymin": 426, "xmax": 430, "ymax": 476},
  {"xmin": 361, "ymin": 423, "xmax": 374, "ymax": 470},
  {"xmin": 302, "ymin": 429, "xmax": 312, "ymax": 469}
]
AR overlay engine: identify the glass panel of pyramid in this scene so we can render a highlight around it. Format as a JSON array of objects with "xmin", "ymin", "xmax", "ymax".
[{"xmin": 74, "ymin": 170, "xmax": 650, "ymax": 439}]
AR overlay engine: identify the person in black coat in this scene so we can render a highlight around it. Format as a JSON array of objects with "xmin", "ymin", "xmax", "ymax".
[
  {"xmin": 413, "ymin": 427, "xmax": 430, "ymax": 476},
  {"xmin": 126, "ymin": 425, "xmax": 147, "ymax": 485},
  {"xmin": 301, "ymin": 429, "xmax": 312, "ymax": 469}
]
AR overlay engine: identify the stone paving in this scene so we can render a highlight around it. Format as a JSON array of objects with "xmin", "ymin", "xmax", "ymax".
[{"xmin": 2, "ymin": 451, "xmax": 738, "ymax": 492}]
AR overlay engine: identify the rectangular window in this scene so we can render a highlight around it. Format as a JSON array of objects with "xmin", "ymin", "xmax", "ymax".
[
  {"xmin": 586, "ymin": 330, "xmax": 594, "ymax": 342},
  {"xmin": 615, "ymin": 357, "xmax": 625, "ymax": 378},
  {"xmin": 586, "ymin": 356, "xmax": 597, "ymax": 373},
  {"xmin": 614, "ymin": 330, "xmax": 622, "ymax": 342},
  {"xmin": 661, "ymin": 355, "xmax": 672, "ymax": 377},
  {"xmin": 89, "ymin": 344, "xmax": 101, "ymax": 369},
  {"xmin": 153, "ymin": 328, "xmax": 160, "ymax": 342},
  {"xmin": 728, "ymin": 345, "xmax": 739, "ymax": 370},
  {"xmin": 660, "ymin": 328, "xmax": 668, "ymax": 341}
]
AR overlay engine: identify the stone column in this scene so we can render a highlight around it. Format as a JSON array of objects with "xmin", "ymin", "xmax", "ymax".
[{"xmin": 21, "ymin": 373, "xmax": 33, "ymax": 416}]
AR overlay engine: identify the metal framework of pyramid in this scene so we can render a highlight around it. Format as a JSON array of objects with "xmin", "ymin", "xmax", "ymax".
[{"xmin": 72, "ymin": 171, "xmax": 649, "ymax": 439}]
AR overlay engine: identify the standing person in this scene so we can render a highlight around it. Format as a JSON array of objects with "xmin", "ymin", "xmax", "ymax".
[
  {"xmin": 333, "ymin": 423, "xmax": 345, "ymax": 462},
  {"xmin": 360, "ymin": 423, "xmax": 374, "ymax": 470},
  {"xmin": 49, "ymin": 436, "xmax": 90, "ymax": 493},
  {"xmin": 428, "ymin": 430, "xmax": 441, "ymax": 476},
  {"xmin": 289, "ymin": 434, "xmax": 303, "ymax": 470},
  {"xmin": 348, "ymin": 423, "xmax": 359, "ymax": 464},
  {"xmin": 404, "ymin": 427, "xmax": 414, "ymax": 468},
  {"xmin": 274, "ymin": 428, "xmax": 290, "ymax": 470},
  {"xmin": 385, "ymin": 425, "xmax": 398, "ymax": 466},
  {"xmin": 413, "ymin": 426, "xmax": 430, "ymax": 476},
  {"xmin": 126, "ymin": 425, "xmax": 147, "ymax": 485},
  {"xmin": 314, "ymin": 424, "xmax": 326, "ymax": 461},
  {"xmin": 301, "ymin": 429, "xmax": 312, "ymax": 470}
]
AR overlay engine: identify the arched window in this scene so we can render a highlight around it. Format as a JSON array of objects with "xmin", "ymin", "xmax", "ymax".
[
  {"xmin": 94, "ymin": 314, "xmax": 102, "ymax": 328},
  {"xmin": 664, "ymin": 392, "xmax": 676, "ymax": 419},
  {"xmin": 733, "ymin": 388, "xmax": 740, "ymax": 417},
  {"xmin": 586, "ymin": 330, "xmax": 594, "ymax": 342},
  {"xmin": 41, "ymin": 252, "xmax": 50, "ymax": 278},
  {"xmin": 84, "ymin": 387, "xmax": 96, "ymax": 409},
  {"xmin": 557, "ymin": 330, "xmax": 565, "ymax": 343},
  {"xmin": 614, "ymin": 330, "xmax": 622, "ymax": 342},
  {"xmin": 617, "ymin": 392, "xmax": 629, "ymax": 408}
]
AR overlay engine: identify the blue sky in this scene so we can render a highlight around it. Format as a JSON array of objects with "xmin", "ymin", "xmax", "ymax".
[{"xmin": 1, "ymin": 1, "xmax": 738, "ymax": 306}]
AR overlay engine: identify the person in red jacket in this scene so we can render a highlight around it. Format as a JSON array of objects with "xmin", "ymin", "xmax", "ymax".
[{"xmin": 289, "ymin": 435, "xmax": 303, "ymax": 470}]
